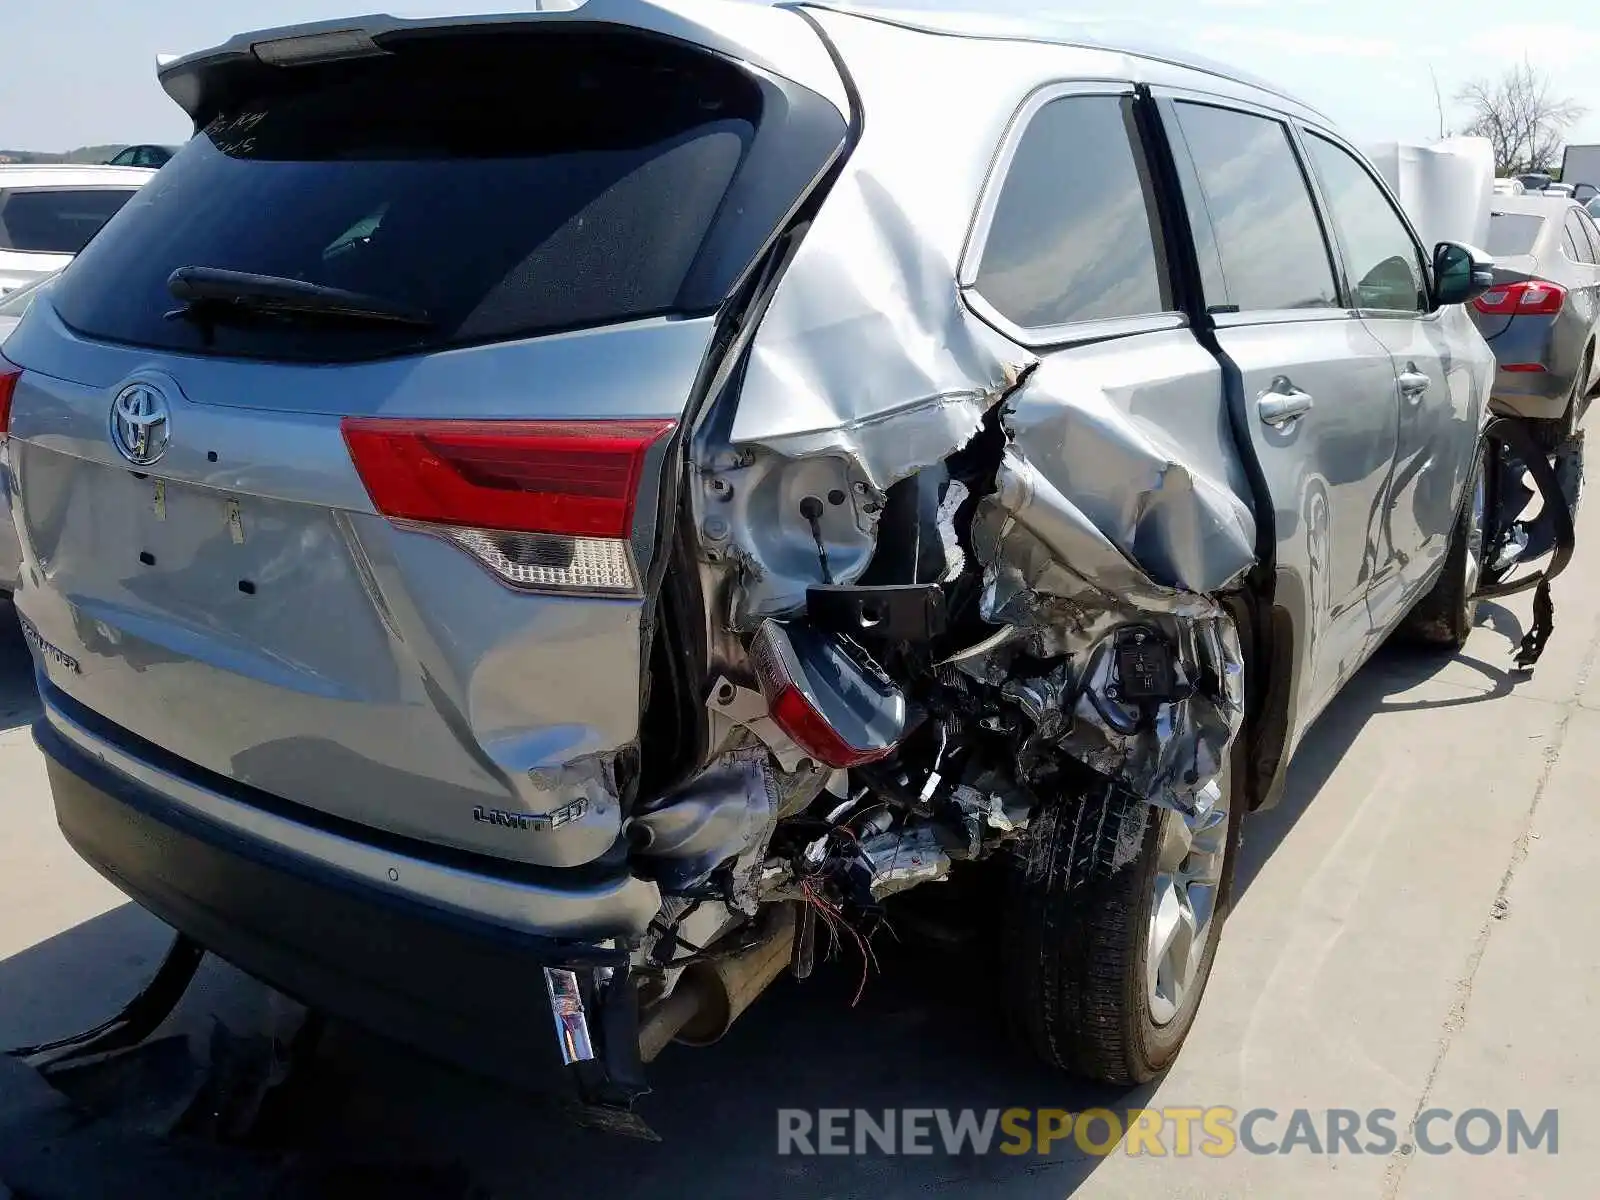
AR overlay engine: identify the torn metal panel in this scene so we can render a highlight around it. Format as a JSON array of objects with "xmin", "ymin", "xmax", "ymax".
[
  {"xmin": 688, "ymin": 8, "xmax": 1258, "ymax": 821},
  {"xmin": 718, "ymin": 41, "xmax": 1024, "ymax": 484},
  {"xmin": 993, "ymin": 366, "xmax": 1257, "ymax": 600},
  {"xmin": 691, "ymin": 14, "xmax": 1034, "ymax": 625},
  {"xmin": 729, "ymin": 379, "xmax": 1015, "ymax": 493},
  {"xmin": 728, "ymin": 158, "xmax": 1028, "ymax": 485},
  {"xmin": 955, "ymin": 367, "xmax": 1252, "ymax": 813}
]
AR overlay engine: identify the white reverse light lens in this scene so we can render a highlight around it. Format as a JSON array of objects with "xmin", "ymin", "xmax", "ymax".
[{"xmin": 444, "ymin": 528, "xmax": 638, "ymax": 595}]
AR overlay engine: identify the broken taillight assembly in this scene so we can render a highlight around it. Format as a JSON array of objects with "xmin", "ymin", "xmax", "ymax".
[
  {"xmin": 341, "ymin": 417, "xmax": 676, "ymax": 595},
  {"xmin": 749, "ymin": 620, "xmax": 909, "ymax": 769},
  {"xmin": 0, "ymin": 351, "xmax": 20, "ymax": 440},
  {"xmin": 1473, "ymin": 280, "xmax": 1566, "ymax": 316}
]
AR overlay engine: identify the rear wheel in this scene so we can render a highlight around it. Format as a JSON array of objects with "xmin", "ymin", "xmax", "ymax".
[
  {"xmin": 1533, "ymin": 350, "xmax": 1590, "ymax": 454},
  {"xmin": 1001, "ymin": 762, "xmax": 1241, "ymax": 1084},
  {"xmin": 1402, "ymin": 438, "xmax": 1487, "ymax": 650}
]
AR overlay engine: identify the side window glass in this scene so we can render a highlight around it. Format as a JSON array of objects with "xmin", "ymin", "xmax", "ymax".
[
  {"xmin": 1580, "ymin": 209, "xmax": 1600, "ymax": 262},
  {"xmin": 1566, "ymin": 213, "xmax": 1597, "ymax": 264},
  {"xmin": 1563, "ymin": 221, "xmax": 1585, "ymax": 263},
  {"xmin": 1303, "ymin": 133, "xmax": 1427, "ymax": 313},
  {"xmin": 1170, "ymin": 102, "xmax": 1338, "ymax": 312},
  {"xmin": 974, "ymin": 93, "xmax": 1171, "ymax": 329}
]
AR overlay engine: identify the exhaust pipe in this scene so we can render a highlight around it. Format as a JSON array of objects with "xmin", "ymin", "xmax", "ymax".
[{"xmin": 638, "ymin": 905, "xmax": 797, "ymax": 1062}]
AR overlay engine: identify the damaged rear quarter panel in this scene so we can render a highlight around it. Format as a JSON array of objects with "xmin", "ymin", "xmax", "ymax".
[{"xmin": 698, "ymin": 13, "xmax": 1263, "ymax": 809}]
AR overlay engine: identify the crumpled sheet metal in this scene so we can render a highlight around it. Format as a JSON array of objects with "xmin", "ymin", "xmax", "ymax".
[
  {"xmin": 966, "ymin": 375, "xmax": 1256, "ymax": 814},
  {"xmin": 702, "ymin": 15, "xmax": 1256, "ymax": 814},
  {"xmin": 995, "ymin": 374, "xmax": 1257, "ymax": 600},
  {"xmin": 630, "ymin": 749, "xmax": 780, "ymax": 892},
  {"xmin": 703, "ymin": 169, "xmax": 1028, "ymax": 625},
  {"xmin": 1063, "ymin": 614, "xmax": 1244, "ymax": 816},
  {"xmin": 983, "ymin": 588, "xmax": 1242, "ymax": 816},
  {"xmin": 728, "ymin": 165, "xmax": 1025, "ymax": 492}
]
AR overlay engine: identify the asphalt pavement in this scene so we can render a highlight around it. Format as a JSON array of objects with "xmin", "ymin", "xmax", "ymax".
[{"xmin": 1, "ymin": 500, "xmax": 1597, "ymax": 1196}]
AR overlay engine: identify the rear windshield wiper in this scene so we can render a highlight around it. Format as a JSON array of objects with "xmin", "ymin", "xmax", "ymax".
[{"xmin": 165, "ymin": 266, "xmax": 434, "ymax": 329}]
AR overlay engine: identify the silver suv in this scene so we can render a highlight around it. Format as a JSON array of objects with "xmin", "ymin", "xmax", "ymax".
[{"xmin": 0, "ymin": 1, "xmax": 1496, "ymax": 1111}]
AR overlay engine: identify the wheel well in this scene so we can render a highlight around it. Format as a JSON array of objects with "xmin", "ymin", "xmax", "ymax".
[{"xmin": 1220, "ymin": 585, "xmax": 1299, "ymax": 813}]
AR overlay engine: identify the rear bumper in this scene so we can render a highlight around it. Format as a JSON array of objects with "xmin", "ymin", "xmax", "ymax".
[
  {"xmin": 1488, "ymin": 367, "xmax": 1572, "ymax": 422},
  {"xmin": 35, "ymin": 689, "xmax": 656, "ymax": 1087}
]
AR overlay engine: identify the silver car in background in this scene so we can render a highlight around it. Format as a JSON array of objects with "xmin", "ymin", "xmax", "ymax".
[
  {"xmin": 1472, "ymin": 196, "xmax": 1600, "ymax": 447},
  {"xmin": 1, "ymin": 0, "xmax": 1497, "ymax": 1112},
  {"xmin": 0, "ymin": 165, "xmax": 156, "ymax": 295}
]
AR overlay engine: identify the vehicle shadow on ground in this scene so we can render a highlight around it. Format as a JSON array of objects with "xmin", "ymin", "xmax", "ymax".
[
  {"xmin": 1234, "ymin": 604, "xmax": 1526, "ymax": 897},
  {"xmin": 0, "ymin": 613, "xmax": 1532, "ymax": 1200},
  {"xmin": 0, "ymin": 605, "xmax": 40, "ymax": 733}
]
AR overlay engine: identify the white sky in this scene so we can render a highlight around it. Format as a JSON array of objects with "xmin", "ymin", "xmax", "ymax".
[{"xmin": 3, "ymin": 1, "xmax": 1598, "ymax": 152}]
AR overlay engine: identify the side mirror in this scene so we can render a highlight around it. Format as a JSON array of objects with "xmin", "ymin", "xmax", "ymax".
[
  {"xmin": 1574, "ymin": 182, "xmax": 1599, "ymax": 203},
  {"xmin": 1432, "ymin": 241, "xmax": 1495, "ymax": 308}
]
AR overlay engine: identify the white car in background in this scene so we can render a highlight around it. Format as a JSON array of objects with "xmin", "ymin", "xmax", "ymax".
[
  {"xmin": 0, "ymin": 269, "xmax": 58, "ymax": 340},
  {"xmin": 0, "ymin": 271, "xmax": 52, "ymax": 599},
  {"xmin": 0, "ymin": 165, "xmax": 156, "ymax": 295}
]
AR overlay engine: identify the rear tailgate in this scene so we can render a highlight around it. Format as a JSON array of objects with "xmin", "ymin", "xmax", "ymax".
[{"xmin": 3, "ymin": 14, "xmax": 848, "ymax": 869}]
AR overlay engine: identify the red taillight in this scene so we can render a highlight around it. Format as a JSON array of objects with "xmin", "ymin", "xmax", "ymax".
[
  {"xmin": 750, "ymin": 621, "xmax": 905, "ymax": 769},
  {"xmin": 768, "ymin": 685, "xmax": 897, "ymax": 770},
  {"xmin": 1473, "ymin": 280, "xmax": 1566, "ymax": 316},
  {"xmin": 341, "ymin": 418, "xmax": 675, "ymax": 538},
  {"xmin": 0, "ymin": 352, "xmax": 19, "ymax": 439},
  {"xmin": 342, "ymin": 417, "xmax": 675, "ymax": 594},
  {"xmin": 1502, "ymin": 363, "xmax": 1549, "ymax": 373}
]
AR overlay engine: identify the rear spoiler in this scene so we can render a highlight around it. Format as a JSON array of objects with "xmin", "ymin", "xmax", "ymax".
[{"xmin": 155, "ymin": 0, "xmax": 849, "ymax": 128}]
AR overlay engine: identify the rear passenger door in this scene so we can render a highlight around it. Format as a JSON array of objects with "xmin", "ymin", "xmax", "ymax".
[{"xmin": 1157, "ymin": 95, "xmax": 1402, "ymax": 736}]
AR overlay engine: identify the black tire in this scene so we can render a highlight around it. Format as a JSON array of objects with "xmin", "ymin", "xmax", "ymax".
[
  {"xmin": 1533, "ymin": 351, "xmax": 1589, "ymax": 454},
  {"xmin": 1000, "ymin": 764, "xmax": 1242, "ymax": 1085},
  {"xmin": 1402, "ymin": 438, "xmax": 1487, "ymax": 650}
]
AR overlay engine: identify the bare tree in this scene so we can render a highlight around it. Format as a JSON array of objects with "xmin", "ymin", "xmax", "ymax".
[
  {"xmin": 1457, "ymin": 61, "xmax": 1586, "ymax": 175},
  {"xmin": 1430, "ymin": 66, "xmax": 1451, "ymax": 141}
]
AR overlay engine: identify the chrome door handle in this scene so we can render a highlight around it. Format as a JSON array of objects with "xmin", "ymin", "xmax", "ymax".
[
  {"xmin": 1257, "ymin": 388, "xmax": 1314, "ymax": 427},
  {"xmin": 1398, "ymin": 369, "xmax": 1430, "ymax": 399}
]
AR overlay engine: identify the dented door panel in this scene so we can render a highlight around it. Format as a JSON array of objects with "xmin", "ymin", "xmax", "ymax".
[{"xmin": 993, "ymin": 329, "xmax": 1255, "ymax": 600}]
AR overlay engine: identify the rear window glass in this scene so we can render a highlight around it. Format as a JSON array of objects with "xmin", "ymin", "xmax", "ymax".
[
  {"xmin": 0, "ymin": 188, "xmax": 137, "ymax": 254},
  {"xmin": 50, "ymin": 32, "xmax": 793, "ymax": 362},
  {"xmin": 1486, "ymin": 213, "xmax": 1544, "ymax": 257}
]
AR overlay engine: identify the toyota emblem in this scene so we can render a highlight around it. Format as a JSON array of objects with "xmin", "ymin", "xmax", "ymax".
[{"xmin": 109, "ymin": 381, "xmax": 171, "ymax": 466}]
